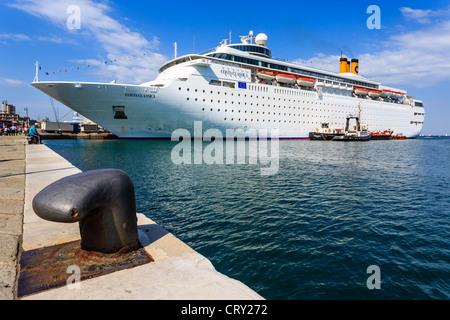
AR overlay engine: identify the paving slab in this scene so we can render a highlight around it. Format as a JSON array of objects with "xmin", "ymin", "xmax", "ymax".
[{"xmin": 0, "ymin": 136, "xmax": 25, "ymax": 300}]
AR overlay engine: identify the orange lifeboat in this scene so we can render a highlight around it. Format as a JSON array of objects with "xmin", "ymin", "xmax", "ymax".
[
  {"xmin": 368, "ymin": 90, "xmax": 381, "ymax": 98},
  {"xmin": 380, "ymin": 90, "xmax": 392, "ymax": 98},
  {"xmin": 296, "ymin": 77, "xmax": 315, "ymax": 87},
  {"xmin": 391, "ymin": 91, "xmax": 402, "ymax": 100},
  {"xmin": 275, "ymin": 73, "xmax": 296, "ymax": 84},
  {"xmin": 256, "ymin": 70, "xmax": 276, "ymax": 80},
  {"xmin": 354, "ymin": 87, "xmax": 368, "ymax": 96}
]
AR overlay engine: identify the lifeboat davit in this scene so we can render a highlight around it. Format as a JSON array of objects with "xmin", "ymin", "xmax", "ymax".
[
  {"xmin": 276, "ymin": 73, "xmax": 296, "ymax": 84},
  {"xmin": 354, "ymin": 87, "xmax": 368, "ymax": 96},
  {"xmin": 368, "ymin": 90, "xmax": 381, "ymax": 98},
  {"xmin": 296, "ymin": 77, "xmax": 315, "ymax": 87},
  {"xmin": 257, "ymin": 70, "xmax": 276, "ymax": 80}
]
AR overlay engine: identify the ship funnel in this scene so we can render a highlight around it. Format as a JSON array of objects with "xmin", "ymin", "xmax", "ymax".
[
  {"xmin": 351, "ymin": 58, "xmax": 359, "ymax": 75},
  {"xmin": 340, "ymin": 57, "xmax": 349, "ymax": 73}
]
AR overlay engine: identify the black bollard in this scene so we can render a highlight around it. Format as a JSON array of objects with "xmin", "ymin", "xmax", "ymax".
[{"xmin": 32, "ymin": 169, "xmax": 141, "ymax": 254}]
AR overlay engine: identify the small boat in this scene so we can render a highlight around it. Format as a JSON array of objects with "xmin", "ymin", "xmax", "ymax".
[
  {"xmin": 296, "ymin": 77, "xmax": 315, "ymax": 87},
  {"xmin": 371, "ymin": 130, "xmax": 393, "ymax": 140},
  {"xmin": 368, "ymin": 90, "xmax": 381, "ymax": 98},
  {"xmin": 391, "ymin": 91, "xmax": 405, "ymax": 100},
  {"xmin": 333, "ymin": 115, "xmax": 371, "ymax": 141},
  {"xmin": 257, "ymin": 70, "xmax": 276, "ymax": 80},
  {"xmin": 309, "ymin": 123, "xmax": 344, "ymax": 141},
  {"xmin": 380, "ymin": 90, "xmax": 392, "ymax": 98},
  {"xmin": 354, "ymin": 87, "xmax": 368, "ymax": 96},
  {"xmin": 276, "ymin": 73, "xmax": 296, "ymax": 84},
  {"xmin": 391, "ymin": 133, "xmax": 407, "ymax": 139}
]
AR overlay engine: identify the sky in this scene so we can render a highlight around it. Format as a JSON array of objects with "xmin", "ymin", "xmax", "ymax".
[{"xmin": 0, "ymin": 0, "xmax": 449, "ymax": 135}]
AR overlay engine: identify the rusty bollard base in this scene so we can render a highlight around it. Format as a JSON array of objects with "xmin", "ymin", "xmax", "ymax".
[{"xmin": 17, "ymin": 240, "xmax": 153, "ymax": 298}]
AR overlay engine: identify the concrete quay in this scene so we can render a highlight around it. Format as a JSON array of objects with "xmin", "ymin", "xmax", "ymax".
[
  {"xmin": 0, "ymin": 135, "xmax": 263, "ymax": 300},
  {"xmin": 0, "ymin": 136, "xmax": 25, "ymax": 300}
]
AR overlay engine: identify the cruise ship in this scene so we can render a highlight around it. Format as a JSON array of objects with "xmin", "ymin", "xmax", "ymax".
[{"xmin": 31, "ymin": 31, "xmax": 425, "ymax": 139}]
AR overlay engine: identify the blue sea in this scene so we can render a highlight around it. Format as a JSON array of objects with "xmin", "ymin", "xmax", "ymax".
[{"xmin": 43, "ymin": 137, "xmax": 450, "ymax": 300}]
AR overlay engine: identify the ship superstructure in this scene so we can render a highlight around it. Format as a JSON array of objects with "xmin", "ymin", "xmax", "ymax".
[{"xmin": 32, "ymin": 31, "xmax": 425, "ymax": 139}]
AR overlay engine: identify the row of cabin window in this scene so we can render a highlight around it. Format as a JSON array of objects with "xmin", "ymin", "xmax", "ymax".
[
  {"xmin": 199, "ymin": 107, "xmax": 408, "ymax": 127},
  {"xmin": 180, "ymin": 86, "xmax": 409, "ymax": 114}
]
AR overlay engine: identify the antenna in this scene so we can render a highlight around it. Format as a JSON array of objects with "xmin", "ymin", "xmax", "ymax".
[
  {"xmin": 229, "ymin": 30, "xmax": 232, "ymax": 44},
  {"xmin": 174, "ymin": 42, "xmax": 177, "ymax": 58}
]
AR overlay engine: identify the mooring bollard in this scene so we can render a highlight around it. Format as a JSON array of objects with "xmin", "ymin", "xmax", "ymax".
[{"xmin": 32, "ymin": 169, "xmax": 141, "ymax": 254}]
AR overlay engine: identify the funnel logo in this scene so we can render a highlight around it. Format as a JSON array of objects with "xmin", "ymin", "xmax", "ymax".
[{"xmin": 367, "ymin": 5, "xmax": 381, "ymax": 30}]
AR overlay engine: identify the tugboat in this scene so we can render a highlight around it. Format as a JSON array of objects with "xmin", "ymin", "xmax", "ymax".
[
  {"xmin": 332, "ymin": 115, "xmax": 371, "ymax": 141},
  {"xmin": 371, "ymin": 130, "xmax": 393, "ymax": 140},
  {"xmin": 309, "ymin": 123, "xmax": 344, "ymax": 141}
]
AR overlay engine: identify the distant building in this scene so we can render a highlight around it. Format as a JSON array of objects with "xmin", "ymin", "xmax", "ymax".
[{"xmin": 1, "ymin": 100, "xmax": 30, "ymax": 128}]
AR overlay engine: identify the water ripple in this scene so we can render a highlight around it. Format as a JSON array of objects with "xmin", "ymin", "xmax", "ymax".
[{"xmin": 45, "ymin": 137, "xmax": 450, "ymax": 300}]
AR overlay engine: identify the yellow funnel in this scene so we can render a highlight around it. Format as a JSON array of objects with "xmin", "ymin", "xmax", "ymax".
[
  {"xmin": 351, "ymin": 59, "xmax": 359, "ymax": 75},
  {"xmin": 340, "ymin": 58, "xmax": 349, "ymax": 73}
]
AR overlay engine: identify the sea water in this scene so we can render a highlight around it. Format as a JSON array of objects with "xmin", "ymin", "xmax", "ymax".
[{"xmin": 44, "ymin": 137, "xmax": 450, "ymax": 299}]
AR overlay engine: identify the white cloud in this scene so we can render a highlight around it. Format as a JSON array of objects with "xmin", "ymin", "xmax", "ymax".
[
  {"xmin": 360, "ymin": 19, "xmax": 450, "ymax": 87},
  {"xmin": 8, "ymin": 0, "xmax": 169, "ymax": 84},
  {"xmin": 0, "ymin": 33, "xmax": 31, "ymax": 41},
  {"xmin": 400, "ymin": 7, "xmax": 435, "ymax": 24},
  {"xmin": 0, "ymin": 77, "xmax": 28, "ymax": 86},
  {"xmin": 399, "ymin": 7, "xmax": 449, "ymax": 24},
  {"xmin": 293, "ymin": 53, "xmax": 340, "ymax": 74},
  {"xmin": 37, "ymin": 35, "xmax": 63, "ymax": 43},
  {"xmin": 297, "ymin": 9, "xmax": 450, "ymax": 88}
]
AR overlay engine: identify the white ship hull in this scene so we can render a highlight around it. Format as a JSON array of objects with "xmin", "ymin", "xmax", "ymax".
[
  {"xmin": 32, "ymin": 78, "xmax": 424, "ymax": 139},
  {"xmin": 31, "ymin": 32, "xmax": 425, "ymax": 139}
]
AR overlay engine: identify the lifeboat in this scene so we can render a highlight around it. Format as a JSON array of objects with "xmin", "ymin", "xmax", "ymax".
[
  {"xmin": 296, "ymin": 77, "xmax": 315, "ymax": 87},
  {"xmin": 257, "ymin": 70, "xmax": 275, "ymax": 80},
  {"xmin": 354, "ymin": 87, "xmax": 368, "ymax": 96},
  {"xmin": 391, "ymin": 92, "xmax": 400, "ymax": 100},
  {"xmin": 276, "ymin": 73, "xmax": 296, "ymax": 84},
  {"xmin": 368, "ymin": 90, "xmax": 381, "ymax": 98},
  {"xmin": 380, "ymin": 90, "xmax": 392, "ymax": 98}
]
